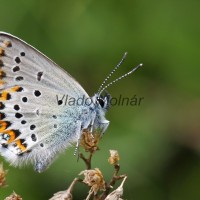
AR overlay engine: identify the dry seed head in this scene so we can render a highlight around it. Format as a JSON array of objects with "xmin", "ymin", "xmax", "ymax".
[
  {"xmin": 49, "ymin": 190, "xmax": 72, "ymax": 200},
  {"xmin": 108, "ymin": 150, "xmax": 120, "ymax": 165},
  {"xmin": 0, "ymin": 163, "xmax": 8, "ymax": 187},
  {"xmin": 79, "ymin": 168, "xmax": 106, "ymax": 194},
  {"xmin": 80, "ymin": 130, "xmax": 101, "ymax": 153},
  {"xmin": 4, "ymin": 191, "xmax": 22, "ymax": 200}
]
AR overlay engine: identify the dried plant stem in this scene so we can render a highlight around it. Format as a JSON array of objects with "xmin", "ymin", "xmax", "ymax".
[
  {"xmin": 100, "ymin": 164, "xmax": 126, "ymax": 199},
  {"xmin": 109, "ymin": 164, "xmax": 126, "ymax": 187},
  {"xmin": 86, "ymin": 188, "xmax": 94, "ymax": 200},
  {"xmin": 67, "ymin": 177, "xmax": 83, "ymax": 193},
  {"xmin": 79, "ymin": 152, "xmax": 93, "ymax": 169}
]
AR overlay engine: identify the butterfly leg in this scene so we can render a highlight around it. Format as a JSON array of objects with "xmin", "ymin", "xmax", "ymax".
[
  {"xmin": 90, "ymin": 118, "xmax": 95, "ymax": 133},
  {"xmin": 74, "ymin": 139, "xmax": 80, "ymax": 157},
  {"xmin": 74, "ymin": 116, "xmax": 96, "ymax": 157},
  {"xmin": 88, "ymin": 118, "xmax": 95, "ymax": 141},
  {"xmin": 73, "ymin": 120, "xmax": 83, "ymax": 158}
]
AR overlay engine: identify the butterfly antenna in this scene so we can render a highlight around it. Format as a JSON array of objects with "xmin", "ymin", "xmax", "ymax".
[
  {"xmin": 98, "ymin": 63, "xmax": 143, "ymax": 96},
  {"xmin": 97, "ymin": 52, "xmax": 128, "ymax": 96}
]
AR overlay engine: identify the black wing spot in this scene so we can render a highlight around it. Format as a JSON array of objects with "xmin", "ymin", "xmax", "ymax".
[
  {"xmin": 14, "ymin": 129, "xmax": 21, "ymax": 138},
  {"xmin": 0, "ymin": 60, "xmax": 3, "ymax": 67},
  {"xmin": 20, "ymin": 52, "xmax": 25, "ymax": 56},
  {"xmin": 2, "ymin": 143, "xmax": 8, "ymax": 148},
  {"xmin": 54, "ymin": 124, "xmax": 57, "ymax": 128},
  {"xmin": 0, "ymin": 113, "xmax": 6, "ymax": 120},
  {"xmin": 15, "ymin": 76, "xmax": 24, "ymax": 81},
  {"xmin": 52, "ymin": 115, "xmax": 57, "ymax": 119},
  {"xmin": 0, "ymin": 71, "xmax": 6, "ymax": 79},
  {"xmin": 21, "ymin": 120, "xmax": 27, "ymax": 124},
  {"xmin": 40, "ymin": 143, "xmax": 44, "ymax": 147},
  {"xmin": 14, "ymin": 104, "xmax": 20, "ymax": 111},
  {"xmin": 16, "ymin": 87, "xmax": 23, "ymax": 92},
  {"xmin": 22, "ymin": 97, "xmax": 28, "ymax": 102},
  {"xmin": 0, "ymin": 102, "xmax": 5, "ymax": 110},
  {"xmin": 20, "ymin": 139, "xmax": 25, "ymax": 143},
  {"xmin": 13, "ymin": 143, "xmax": 17, "ymax": 147},
  {"xmin": 34, "ymin": 90, "xmax": 41, "ymax": 97},
  {"xmin": 15, "ymin": 113, "xmax": 23, "ymax": 118},
  {"xmin": 23, "ymin": 143, "xmax": 27, "ymax": 148},
  {"xmin": 36, "ymin": 109, "xmax": 40, "ymax": 116},
  {"xmin": 37, "ymin": 72, "xmax": 43, "ymax": 81},
  {"xmin": 30, "ymin": 124, "xmax": 36, "ymax": 130},
  {"xmin": 13, "ymin": 66, "xmax": 20, "ymax": 72},
  {"xmin": 7, "ymin": 93, "xmax": 11, "ymax": 100},
  {"xmin": 15, "ymin": 57, "xmax": 21, "ymax": 64},
  {"xmin": 31, "ymin": 134, "xmax": 37, "ymax": 142}
]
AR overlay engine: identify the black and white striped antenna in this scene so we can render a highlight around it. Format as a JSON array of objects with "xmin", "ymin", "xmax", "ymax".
[{"xmin": 97, "ymin": 52, "xmax": 143, "ymax": 97}]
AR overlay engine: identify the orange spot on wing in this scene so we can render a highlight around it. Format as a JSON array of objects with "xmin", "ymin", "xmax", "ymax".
[
  {"xmin": 3, "ymin": 40, "xmax": 12, "ymax": 47},
  {"xmin": 0, "ymin": 70, "xmax": 6, "ymax": 79},
  {"xmin": 0, "ymin": 91, "xmax": 10, "ymax": 101},
  {"xmin": 0, "ymin": 80, "xmax": 4, "ymax": 86},
  {"xmin": 0, "ymin": 102, "xmax": 5, "ymax": 110},
  {"xmin": 0, "ymin": 113, "xmax": 5, "ymax": 119},
  {"xmin": 0, "ymin": 48, "xmax": 4, "ymax": 56},
  {"xmin": 10, "ymin": 86, "xmax": 21, "ymax": 92},
  {"xmin": 15, "ymin": 139, "xmax": 26, "ymax": 151},
  {"xmin": 0, "ymin": 121, "xmax": 8, "ymax": 131},
  {"xmin": 0, "ymin": 86, "xmax": 23, "ymax": 100}
]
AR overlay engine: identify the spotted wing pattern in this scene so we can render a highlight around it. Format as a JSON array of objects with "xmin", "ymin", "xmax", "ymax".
[{"xmin": 0, "ymin": 32, "xmax": 90, "ymax": 172}]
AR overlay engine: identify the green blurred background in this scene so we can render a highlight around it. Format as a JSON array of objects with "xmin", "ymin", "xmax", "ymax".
[{"xmin": 0, "ymin": 0, "xmax": 200, "ymax": 199}]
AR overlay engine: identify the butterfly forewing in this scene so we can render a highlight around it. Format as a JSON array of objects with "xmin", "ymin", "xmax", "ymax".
[{"xmin": 0, "ymin": 32, "xmax": 88, "ymax": 96}]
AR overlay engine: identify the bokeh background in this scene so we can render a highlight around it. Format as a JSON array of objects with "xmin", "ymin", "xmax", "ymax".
[{"xmin": 0, "ymin": 0, "xmax": 200, "ymax": 199}]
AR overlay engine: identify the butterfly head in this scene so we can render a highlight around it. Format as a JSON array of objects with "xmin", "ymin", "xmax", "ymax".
[
  {"xmin": 90, "ymin": 53, "xmax": 143, "ymax": 134},
  {"xmin": 95, "ymin": 91, "xmax": 111, "ymax": 111},
  {"xmin": 90, "ymin": 93, "xmax": 111, "ymax": 134}
]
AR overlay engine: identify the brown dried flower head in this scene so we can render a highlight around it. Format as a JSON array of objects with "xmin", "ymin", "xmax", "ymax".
[
  {"xmin": 49, "ymin": 190, "xmax": 72, "ymax": 200},
  {"xmin": 108, "ymin": 150, "xmax": 120, "ymax": 165},
  {"xmin": 4, "ymin": 191, "xmax": 22, "ymax": 200},
  {"xmin": 79, "ymin": 168, "xmax": 105, "ymax": 194},
  {"xmin": 80, "ymin": 129, "xmax": 101, "ymax": 153},
  {"xmin": 0, "ymin": 162, "xmax": 7, "ymax": 187}
]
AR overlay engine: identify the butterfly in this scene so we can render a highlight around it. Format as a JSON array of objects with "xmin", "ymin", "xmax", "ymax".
[{"xmin": 0, "ymin": 32, "xmax": 142, "ymax": 172}]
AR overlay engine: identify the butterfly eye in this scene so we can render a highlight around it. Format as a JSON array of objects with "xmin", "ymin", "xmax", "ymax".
[{"xmin": 97, "ymin": 98, "xmax": 105, "ymax": 108}]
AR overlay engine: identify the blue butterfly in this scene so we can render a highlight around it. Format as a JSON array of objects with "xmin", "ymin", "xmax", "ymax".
[{"xmin": 0, "ymin": 32, "xmax": 142, "ymax": 172}]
